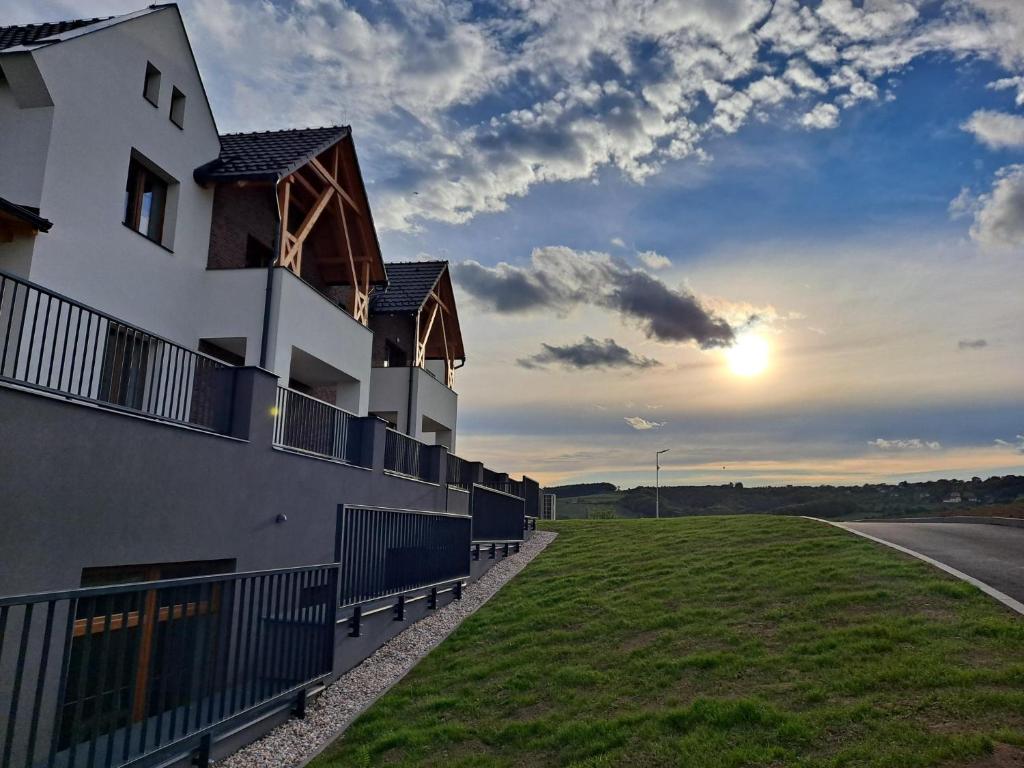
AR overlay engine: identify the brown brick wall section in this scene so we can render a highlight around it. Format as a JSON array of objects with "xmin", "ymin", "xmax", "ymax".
[
  {"xmin": 207, "ymin": 185, "xmax": 277, "ymax": 269},
  {"xmin": 369, "ymin": 313, "xmax": 415, "ymax": 366}
]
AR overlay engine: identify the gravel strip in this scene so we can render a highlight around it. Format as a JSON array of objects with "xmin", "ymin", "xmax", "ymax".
[{"xmin": 217, "ymin": 530, "xmax": 558, "ymax": 768}]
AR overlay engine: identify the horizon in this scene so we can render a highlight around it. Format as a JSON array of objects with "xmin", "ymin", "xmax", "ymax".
[{"xmin": 9, "ymin": 0, "xmax": 1023, "ymax": 487}]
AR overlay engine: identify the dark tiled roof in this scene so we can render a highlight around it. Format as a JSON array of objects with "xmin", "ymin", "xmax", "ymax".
[
  {"xmin": 370, "ymin": 261, "xmax": 448, "ymax": 314},
  {"xmin": 0, "ymin": 18, "xmax": 109, "ymax": 50},
  {"xmin": 0, "ymin": 196, "xmax": 52, "ymax": 231},
  {"xmin": 194, "ymin": 126, "xmax": 351, "ymax": 182}
]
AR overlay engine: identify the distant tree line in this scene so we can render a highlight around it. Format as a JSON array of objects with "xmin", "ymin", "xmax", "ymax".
[{"xmin": 545, "ymin": 475, "xmax": 1024, "ymax": 521}]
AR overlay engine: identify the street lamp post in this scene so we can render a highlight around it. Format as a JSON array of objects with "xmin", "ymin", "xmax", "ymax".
[{"xmin": 655, "ymin": 449, "xmax": 670, "ymax": 519}]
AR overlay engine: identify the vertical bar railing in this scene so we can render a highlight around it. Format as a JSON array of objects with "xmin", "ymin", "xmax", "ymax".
[
  {"xmin": 445, "ymin": 454, "xmax": 472, "ymax": 491},
  {"xmin": 0, "ymin": 269, "xmax": 235, "ymax": 433},
  {"xmin": 337, "ymin": 507, "xmax": 471, "ymax": 606},
  {"xmin": 272, "ymin": 386, "xmax": 362, "ymax": 465},
  {"xmin": 470, "ymin": 484, "xmax": 527, "ymax": 543},
  {"xmin": 0, "ymin": 564, "xmax": 337, "ymax": 768},
  {"xmin": 383, "ymin": 429, "xmax": 433, "ymax": 482}
]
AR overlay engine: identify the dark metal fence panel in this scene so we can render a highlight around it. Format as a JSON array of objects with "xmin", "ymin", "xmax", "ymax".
[
  {"xmin": 479, "ymin": 469, "xmax": 524, "ymax": 498},
  {"xmin": 383, "ymin": 429, "xmax": 433, "ymax": 482},
  {"xmin": 0, "ymin": 565, "xmax": 336, "ymax": 768},
  {"xmin": 337, "ymin": 507, "xmax": 471, "ymax": 606},
  {"xmin": 0, "ymin": 270, "xmax": 235, "ymax": 434},
  {"xmin": 445, "ymin": 454, "xmax": 472, "ymax": 490},
  {"xmin": 272, "ymin": 387, "xmax": 362, "ymax": 465},
  {"xmin": 470, "ymin": 485, "xmax": 526, "ymax": 543}
]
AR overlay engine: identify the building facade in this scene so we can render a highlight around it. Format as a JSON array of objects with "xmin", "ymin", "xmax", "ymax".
[{"xmin": 0, "ymin": 8, "xmax": 542, "ymax": 767}]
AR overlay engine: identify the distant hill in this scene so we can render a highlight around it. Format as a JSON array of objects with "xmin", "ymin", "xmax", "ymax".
[
  {"xmin": 543, "ymin": 482, "xmax": 617, "ymax": 498},
  {"xmin": 548, "ymin": 475, "xmax": 1024, "ymax": 521}
]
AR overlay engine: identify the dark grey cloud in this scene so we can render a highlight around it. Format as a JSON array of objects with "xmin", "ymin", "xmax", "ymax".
[
  {"xmin": 958, "ymin": 338, "xmax": 988, "ymax": 350},
  {"xmin": 518, "ymin": 336, "xmax": 661, "ymax": 370},
  {"xmin": 452, "ymin": 247, "xmax": 737, "ymax": 348}
]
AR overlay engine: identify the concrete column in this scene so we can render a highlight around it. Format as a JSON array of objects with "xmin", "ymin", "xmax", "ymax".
[
  {"xmin": 229, "ymin": 366, "xmax": 280, "ymax": 442},
  {"xmin": 523, "ymin": 476, "xmax": 541, "ymax": 517},
  {"xmin": 426, "ymin": 444, "xmax": 447, "ymax": 485},
  {"xmin": 351, "ymin": 415, "xmax": 387, "ymax": 471}
]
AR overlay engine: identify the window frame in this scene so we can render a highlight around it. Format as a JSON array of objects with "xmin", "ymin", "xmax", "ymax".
[
  {"xmin": 123, "ymin": 152, "xmax": 175, "ymax": 248},
  {"xmin": 143, "ymin": 62, "xmax": 161, "ymax": 107},
  {"xmin": 169, "ymin": 86, "xmax": 185, "ymax": 129}
]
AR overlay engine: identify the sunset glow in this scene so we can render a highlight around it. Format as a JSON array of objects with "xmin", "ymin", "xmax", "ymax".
[{"xmin": 725, "ymin": 334, "xmax": 770, "ymax": 378}]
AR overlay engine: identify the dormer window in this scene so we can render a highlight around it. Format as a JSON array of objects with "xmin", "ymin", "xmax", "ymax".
[
  {"xmin": 143, "ymin": 62, "xmax": 160, "ymax": 106},
  {"xmin": 169, "ymin": 86, "xmax": 185, "ymax": 128}
]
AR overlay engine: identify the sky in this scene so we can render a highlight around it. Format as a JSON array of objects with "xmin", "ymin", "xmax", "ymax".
[{"xmin": 10, "ymin": 0, "xmax": 1024, "ymax": 487}]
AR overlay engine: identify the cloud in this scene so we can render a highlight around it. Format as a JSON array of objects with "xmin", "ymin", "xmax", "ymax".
[
  {"xmin": 799, "ymin": 103, "xmax": 840, "ymax": 130},
  {"xmin": 958, "ymin": 338, "xmax": 989, "ymax": 349},
  {"xmin": 452, "ymin": 247, "xmax": 737, "ymax": 347},
  {"xmin": 994, "ymin": 435, "xmax": 1024, "ymax": 453},
  {"xmin": 868, "ymin": 438, "xmax": 942, "ymax": 451},
  {"xmin": 518, "ymin": 336, "xmax": 661, "ymax": 370},
  {"xmin": 624, "ymin": 416, "xmax": 666, "ymax": 431},
  {"xmin": 31, "ymin": 0, "xmax": 1023, "ymax": 231},
  {"xmin": 989, "ymin": 76, "xmax": 1024, "ymax": 107},
  {"xmin": 962, "ymin": 109, "xmax": 1024, "ymax": 148},
  {"xmin": 610, "ymin": 237, "xmax": 626, "ymax": 248},
  {"xmin": 637, "ymin": 250, "xmax": 672, "ymax": 270},
  {"xmin": 956, "ymin": 164, "xmax": 1024, "ymax": 246}
]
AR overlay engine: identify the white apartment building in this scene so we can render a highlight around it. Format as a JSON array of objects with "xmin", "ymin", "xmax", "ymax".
[{"xmin": 0, "ymin": 5, "xmax": 460, "ymax": 443}]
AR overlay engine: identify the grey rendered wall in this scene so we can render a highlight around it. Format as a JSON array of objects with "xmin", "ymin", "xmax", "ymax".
[{"xmin": 0, "ymin": 368, "xmax": 468, "ymax": 596}]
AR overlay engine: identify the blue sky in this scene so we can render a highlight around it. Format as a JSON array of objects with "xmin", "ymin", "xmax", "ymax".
[{"xmin": 12, "ymin": 0, "xmax": 1024, "ymax": 486}]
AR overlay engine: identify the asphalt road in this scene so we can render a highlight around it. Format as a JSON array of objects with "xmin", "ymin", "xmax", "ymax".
[{"xmin": 842, "ymin": 521, "xmax": 1024, "ymax": 604}]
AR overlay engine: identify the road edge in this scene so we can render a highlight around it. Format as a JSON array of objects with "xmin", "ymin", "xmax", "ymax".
[{"xmin": 805, "ymin": 517, "xmax": 1024, "ymax": 617}]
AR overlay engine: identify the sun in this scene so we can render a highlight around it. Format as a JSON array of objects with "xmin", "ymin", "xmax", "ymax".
[{"xmin": 725, "ymin": 334, "xmax": 770, "ymax": 378}]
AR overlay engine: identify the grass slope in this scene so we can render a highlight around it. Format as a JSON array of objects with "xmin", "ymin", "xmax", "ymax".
[{"xmin": 311, "ymin": 517, "xmax": 1024, "ymax": 768}]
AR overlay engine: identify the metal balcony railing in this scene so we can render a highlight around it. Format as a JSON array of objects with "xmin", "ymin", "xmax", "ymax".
[
  {"xmin": 445, "ymin": 454, "xmax": 473, "ymax": 491},
  {"xmin": 0, "ymin": 270, "xmax": 235, "ymax": 433},
  {"xmin": 383, "ymin": 428, "xmax": 433, "ymax": 482},
  {"xmin": 337, "ymin": 506, "xmax": 471, "ymax": 606},
  {"xmin": 272, "ymin": 386, "xmax": 362, "ymax": 465},
  {"xmin": 0, "ymin": 564, "xmax": 337, "ymax": 768}
]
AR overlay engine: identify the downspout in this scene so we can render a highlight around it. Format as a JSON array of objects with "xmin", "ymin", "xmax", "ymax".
[
  {"xmin": 407, "ymin": 310, "xmax": 418, "ymax": 435},
  {"xmin": 406, "ymin": 355, "xmax": 415, "ymax": 435},
  {"xmin": 259, "ymin": 179, "xmax": 283, "ymax": 369}
]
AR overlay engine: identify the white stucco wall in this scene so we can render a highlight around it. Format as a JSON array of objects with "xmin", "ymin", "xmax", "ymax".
[
  {"xmin": 266, "ymin": 268, "xmax": 373, "ymax": 415},
  {"xmin": 3, "ymin": 8, "xmax": 221, "ymax": 346},
  {"xmin": 0, "ymin": 54, "xmax": 53, "ymax": 209},
  {"xmin": 198, "ymin": 267, "xmax": 268, "ymax": 366},
  {"xmin": 369, "ymin": 365, "xmax": 458, "ymax": 449}
]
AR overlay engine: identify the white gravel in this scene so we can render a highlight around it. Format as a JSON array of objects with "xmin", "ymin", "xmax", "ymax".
[{"xmin": 216, "ymin": 531, "xmax": 557, "ymax": 768}]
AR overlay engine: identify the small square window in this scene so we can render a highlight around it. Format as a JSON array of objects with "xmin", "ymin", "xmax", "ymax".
[
  {"xmin": 169, "ymin": 86, "xmax": 185, "ymax": 128},
  {"xmin": 143, "ymin": 62, "xmax": 161, "ymax": 106},
  {"xmin": 124, "ymin": 155, "xmax": 169, "ymax": 243}
]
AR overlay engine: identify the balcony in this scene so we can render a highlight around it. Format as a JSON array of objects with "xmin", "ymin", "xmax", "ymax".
[
  {"xmin": 369, "ymin": 364, "xmax": 458, "ymax": 450},
  {"xmin": 201, "ymin": 267, "xmax": 372, "ymax": 413}
]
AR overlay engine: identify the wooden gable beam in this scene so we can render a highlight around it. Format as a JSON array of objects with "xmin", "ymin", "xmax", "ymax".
[
  {"xmin": 277, "ymin": 180, "xmax": 291, "ymax": 265},
  {"xmin": 416, "ymin": 300, "xmax": 440, "ymax": 368},
  {"xmin": 309, "ymin": 157, "xmax": 361, "ymax": 215},
  {"xmin": 282, "ymin": 185, "xmax": 333, "ymax": 274},
  {"xmin": 333, "ymin": 194, "xmax": 370, "ymax": 325}
]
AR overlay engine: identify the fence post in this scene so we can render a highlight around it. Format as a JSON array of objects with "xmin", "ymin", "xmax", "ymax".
[
  {"xmin": 467, "ymin": 461, "xmax": 485, "ymax": 487},
  {"xmin": 426, "ymin": 445, "xmax": 446, "ymax": 485},
  {"xmin": 229, "ymin": 367, "xmax": 280, "ymax": 442},
  {"xmin": 350, "ymin": 415, "xmax": 387, "ymax": 471}
]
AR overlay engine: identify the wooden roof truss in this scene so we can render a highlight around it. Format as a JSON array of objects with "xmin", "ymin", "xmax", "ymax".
[
  {"xmin": 414, "ymin": 284, "xmax": 461, "ymax": 388},
  {"xmin": 275, "ymin": 141, "xmax": 381, "ymax": 325}
]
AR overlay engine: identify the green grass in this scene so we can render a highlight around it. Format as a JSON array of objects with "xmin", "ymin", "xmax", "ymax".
[{"xmin": 310, "ymin": 517, "xmax": 1024, "ymax": 767}]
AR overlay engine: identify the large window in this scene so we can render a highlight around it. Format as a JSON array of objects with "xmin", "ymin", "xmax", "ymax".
[{"xmin": 124, "ymin": 156, "xmax": 169, "ymax": 243}]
